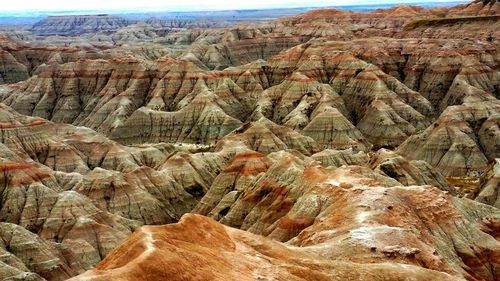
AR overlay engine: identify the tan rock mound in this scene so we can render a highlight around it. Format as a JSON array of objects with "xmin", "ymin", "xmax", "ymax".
[
  {"xmin": 475, "ymin": 158, "xmax": 500, "ymax": 208},
  {"xmin": 0, "ymin": 222, "xmax": 77, "ymax": 281},
  {"xmin": 110, "ymin": 95, "xmax": 242, "ymax": 145},
  {"xmin": 267, "ymin": 42, "xmax": 434, "ymax": 148},
  {"xmin": 193, "ymin": 151, "xmax": 272, "ymax": 217},
  {"xmin": 398, "ymin": 101, "xmax": 500, "ymax": 176},
  {"xmin": 370, "ymin": 149, "xmax": 454, "ymax": 193},
  {"xmin": 303, "ymin": 106, "xmax": 370, "ymax": 151},
  {"xmin": 311, "ymin": 149, "xmax": 369, "ymax": 167},
  {"xmin": 216, "ymin": 117, "xmax": 318, "ymax": 155}
]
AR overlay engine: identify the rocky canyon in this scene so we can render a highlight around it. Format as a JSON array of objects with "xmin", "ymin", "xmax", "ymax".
[{"xmin": 0, "ymin": 0, "xmax": 499, "ymax": 280}]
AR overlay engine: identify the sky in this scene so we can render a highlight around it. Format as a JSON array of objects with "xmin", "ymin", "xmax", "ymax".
[{"xmin": 0, "ymin": 0, "xmax": 468, "ymax": 12}]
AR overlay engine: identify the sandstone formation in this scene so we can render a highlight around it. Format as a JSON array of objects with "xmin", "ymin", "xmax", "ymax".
[
  {"xmin": 0, "ymin": 34, "xmax": 110, "ymax": 84},
  {"xmin": 450, "ymin": 0, "xmax": 500, "ymax": 16},
  {"xmin": 0, "ymin": 222, "xmax": 76, "ymax": 281},
  {"xmin": 311, "ymin": 148, "xmax": 369, "ymax": 167},
  {"xmin": 369, "ymin": 148, "xmax": 454, "ymax": 193},
  {"xmin": 0, "ymin": 36, "xmax": 29, "ymax": 84},
  {"xmin": 74, "ymin": 176, "xmax": 500, "ymax": 281},
  {"xmin": 475, "ymin": 158, "xmax": 500, "ymax": 207},
  {"xmin": 398, "ymin": 101, "xmax": 500, "ymax": 177},
  {"xmin": 0, "ymin": 104, "xmax": 200, "ymax": 279},
  {"xmin": 216, "ymin": 117, "xmax": 318, "ymax": 155},
  {"xmin": 0, "ymin": 1, "xmax": 498, "ymax": 280},
  {"xmin": 0, "ymin": 0, "xmax": 497, "ymax": 181},
  {"xmin": 31, "ymin": 15, "xmax": 131, "ymax": 36}
]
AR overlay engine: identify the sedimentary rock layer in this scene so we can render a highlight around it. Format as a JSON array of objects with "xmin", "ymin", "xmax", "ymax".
[
  {"xmin": 31, "ymin": 15, "xmax": 131, "ymax": 36},
  {"xmin": 475, "ymin": 158, "xmax": 500, "ymax": 207},
  {"xmin": 73, "ymin": 179, "xmax": 500, "ymax": 281},
  {"xmin": 0, "ymin": 2, "xmax": 499, "ymax": 280}
]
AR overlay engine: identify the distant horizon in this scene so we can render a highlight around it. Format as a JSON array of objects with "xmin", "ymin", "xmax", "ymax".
[{"xmin": 0, "ymin": 0, "xmax": 469, "ymax": 14}]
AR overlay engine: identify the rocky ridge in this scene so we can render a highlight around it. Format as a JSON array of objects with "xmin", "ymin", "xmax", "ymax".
[
  {"xmin": 31, "ymin": 15, "xmax": 132, "ymax": 36},
  {"xmin": 0, "ymin": 1, "xmax": 498, "ymax": 280}
]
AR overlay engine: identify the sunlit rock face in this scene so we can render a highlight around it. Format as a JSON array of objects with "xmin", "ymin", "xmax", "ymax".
[
  {"xmin": 0, "ymin": 1, "xmax": 499, "ymax": 280},
  {"xmin": 72, "ymin": 183, "xmax": 499, "ymax": 281}
]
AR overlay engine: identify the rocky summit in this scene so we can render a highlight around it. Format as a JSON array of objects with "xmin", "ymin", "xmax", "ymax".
[{"xmin": 0, "ymin": 1, "xmax": 499, "ymax": 281}]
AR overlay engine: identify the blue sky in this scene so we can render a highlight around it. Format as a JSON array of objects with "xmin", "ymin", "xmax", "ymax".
[{"xmin": 1, "ymin": 0, "xmax": 468, "ymax": 12}]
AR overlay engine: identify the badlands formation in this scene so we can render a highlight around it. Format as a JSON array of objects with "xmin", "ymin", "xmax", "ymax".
[{"xmin": 0, "ymin": 0, "xmax": 499, "ymax": 280}]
